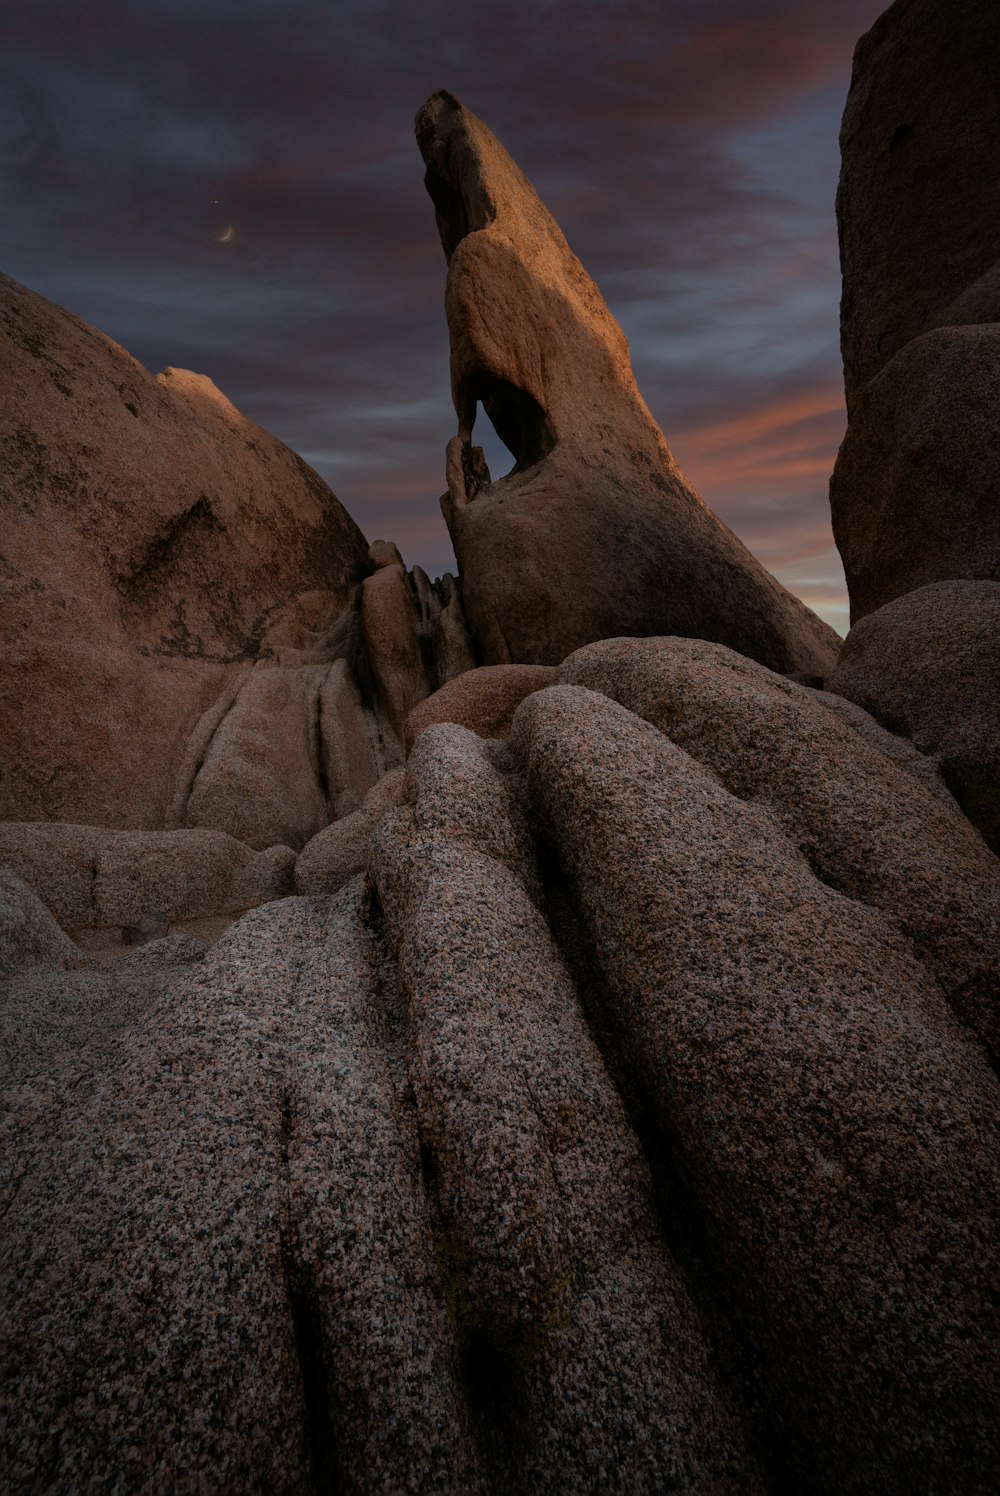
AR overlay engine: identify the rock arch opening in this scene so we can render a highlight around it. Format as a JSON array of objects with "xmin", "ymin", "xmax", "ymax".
[{"xmin": 471, "ymin": 376, "xmax": 555, "ymax": 479}]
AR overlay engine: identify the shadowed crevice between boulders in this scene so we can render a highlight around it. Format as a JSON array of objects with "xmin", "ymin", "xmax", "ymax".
[
  {"xmin": 531, "ymin": 836, "xmax": 790, "ymax": 1492},
  {"xmin": 278, "ymin": 1088, "xmax": 343, "ymax": 1496}
]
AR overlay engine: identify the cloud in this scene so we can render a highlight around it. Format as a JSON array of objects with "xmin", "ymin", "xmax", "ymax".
[{"xmin": 0, "ymin": 0, "xmax": 884, "ymax": 627}]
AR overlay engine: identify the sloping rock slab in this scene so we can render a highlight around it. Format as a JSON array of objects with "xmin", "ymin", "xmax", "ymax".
[
  {"xmin": 512, "ymin": 680, "xmax": 999, "ymax": 1492},
  {"xmin": 2, "ymin": 927, "xmax": 205, "ymax": 1090},
  {"xmin": 1, "ymin": 887, "xmax": 480, "ymax": 1492},
  {"xmin": 559, "ymin": 635, "xmax": 1000, "ymax": 1065}
]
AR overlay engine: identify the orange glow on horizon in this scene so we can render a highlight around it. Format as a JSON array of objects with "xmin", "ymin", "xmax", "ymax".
[{"xmin": 670, "ymin": 384, "xmax": 846, "ymax": 491}]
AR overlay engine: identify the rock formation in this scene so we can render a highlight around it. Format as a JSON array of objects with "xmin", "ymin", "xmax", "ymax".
[
  {"xmin": 0, "ymin": 821, "xmax": 295, "ymax": 929},
  {"xmin": 827, "ymin": 580, "xmax": 1000, "ymax": 852},
  {"xmin": 3, "ymin": 638, "xmax": 998, "ymax": 1493},
  {"xmin": 416, "ymin": 91, "xmax": 839, "ymax": 677},
  {"xmin": 3, "ymin": 9, "xmax": 1000, "ymax": 1490},
  {"xmin": 405, "ymin": 663, "xmax": 557, "ymax": 751},
  {"xmin": 832, "ymin": 0, "xmax": 1000, "ymax": 619},
  {"xmin": 0, "ymin": 272, "xmax": 362, "ymax": 830},
  {"xmin": 0, "ymin": 274, "xmax": 476, "ymax": 850},
  {"xmin": 828, "ymin": 0, "xmax": 999, "ymax": 858}
]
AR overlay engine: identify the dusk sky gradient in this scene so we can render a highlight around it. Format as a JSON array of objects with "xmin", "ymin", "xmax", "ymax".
[{"xmin": 2, "ymin": 0, "xmax": 889, "ymax": 632}]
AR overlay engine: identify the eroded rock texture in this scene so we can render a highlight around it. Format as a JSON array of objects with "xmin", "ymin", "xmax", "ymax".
[
  {"xmin": 0, "ymin": 275, "xmax": 475, "ymax": 850},
  {"xmin": 0, "ymin": 272, "xmax": 366, "ymax": 831},
  {"xmin": 0, "ymin": 821, "xmax": 295, "ymax": 929},
  {"xmin": 828, "ymin": 580, "xmax": 1000, "ymax": 853},
  {"xmin": 416, "ymin": 91, "xmax": 838, "ymax": 676},
  {"xmin": 4, "ymin": 638, "xmax": 997, "ymax": 1494},
  {"xmin": 832, "ymin": 0, "xmax": 1000, "ymax": 620},
  {"xmin": 405, "ymin": 663, "xmax": 557, "ymax": 751}
]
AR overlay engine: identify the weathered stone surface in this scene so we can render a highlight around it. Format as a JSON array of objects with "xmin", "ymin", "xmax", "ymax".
[
  {"xmin": 0, "ymin": 866, "xmax": 89, "ymax": 982},
  {"xmin": 405, "ymin": 663, "xmax": 556, "ymax": 750},
  {"xmin": 361, "ymin": 561, "xmax": 436, "ymax": 744},
  {"xmin": 434, "ymin": 571, "xmax": 479, "ymax": 682},
  {"xmin": 368, "ymin": 538, "xmax": 405, "ymax": 569},
  {"xmin": 1, "ymin": 929, "xmax": 205, "ymax": 1090},
  {"xmin": 804, "ymin": 687, "xmax": 952, "ymax": 805},
  {"xmin": 827, "ymin": 580, "xmax": 1000, "ymax": 852},
  {"xmin": 512, "ymin": 680, "xmax": 999, "ymax": 1493},
  {"xmin": 833, "ymin": 1, "xmax": 1000, "ymax": 618},
  {"xmin": 183, "ymin": 661, "xmax": 340, "ymax": 851},
  {"xmin": 1, "ymin": 887, "xmax": 480, "ymax": 1492},
  {"xmin": 831, "ymin": 325, "xmax": 1000, "ymax": 621},
  {"xmin": 0, "ymin": 822, "xmax": 295, "ymax": 929},
  {"xmin": 370, "ymin": 726, "xmax": 762, "ymax": 1492},
  {"xmin": 360, "ymin": 556, "xmax": 479, "ymax": 747},
  {"xmin": 837, "ymin": 0, "xmax": 1000, "ymax": 410},
  {"xmin": 416, "ymin": 91, "xmax": 838, "ymax": 676},
  {"xmin": 559, "ymin": 635, "xmax": 1000, "ymax": 1065},
  {"xmin": 294, "ymin": 768, "xmax": 406, "ymax": 896},
  {"xmin": 4, "ymin": 638, "xmax": 998, "ymax": 1492},
  {"xmin": 0, "ymin": 271, "xmax": 370, "ymax": 832}
]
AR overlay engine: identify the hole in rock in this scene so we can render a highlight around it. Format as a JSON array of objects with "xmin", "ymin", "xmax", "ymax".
[{"xmin": 472, "ymin": 377, "xmax": 555, "ymax": 480}]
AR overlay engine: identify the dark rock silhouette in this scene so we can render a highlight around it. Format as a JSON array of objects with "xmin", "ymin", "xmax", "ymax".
[
  {"xmin": 416, "ymin": 91, "xmax": 839, "ymax": 676},
  {"xmin": 832, "ymin": 0, "xmax": 1000, "ymax": 619},
  {"xmin": 829, "ymin": 0, "xmax": 999, "ymax": 870}
]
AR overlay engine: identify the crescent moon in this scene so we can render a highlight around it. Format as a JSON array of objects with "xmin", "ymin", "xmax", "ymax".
[{"xmin": 218, "ymin": 226, "xmax": 234, "ymax": 243}]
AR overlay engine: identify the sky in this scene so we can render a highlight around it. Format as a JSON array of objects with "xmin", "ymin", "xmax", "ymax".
[{"xmin": 1, "ymin": 0, "xmax": 889, "ymax": 633}]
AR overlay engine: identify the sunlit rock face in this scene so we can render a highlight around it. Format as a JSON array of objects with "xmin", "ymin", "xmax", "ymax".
[
  {"xmin": 416, "ymin": 91, "xmax": 839, "ymax": 678},
  {"xmin": 832, "ymin": 0, "xmax": 1000, "ymax": 621},
  {"xmin": 3, "ymin": 638, "xmax": 998, "ymax": 1493}
]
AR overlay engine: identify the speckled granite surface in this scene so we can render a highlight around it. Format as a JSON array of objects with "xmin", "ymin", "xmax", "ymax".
[
  {"xmin": 559, "ymin": 635, "xmax": 1000, "ymax": 1064},
  {"xmin": 3, "ymin": 639, "xmax": 998, "ymax": 1492},
  {"xmin": 512, "ymin": 677, "xmax": 999, "ymax": 1493}
]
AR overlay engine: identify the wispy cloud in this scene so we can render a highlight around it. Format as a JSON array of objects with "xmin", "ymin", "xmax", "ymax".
[{"xmin": 0, "ymin": 0, "xmax": 885, "ymax": 627}]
